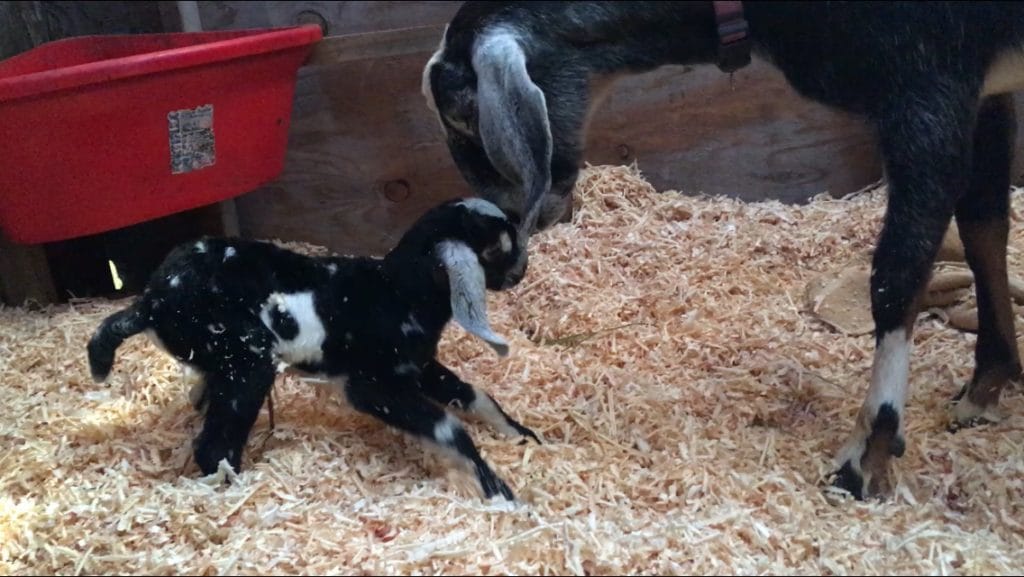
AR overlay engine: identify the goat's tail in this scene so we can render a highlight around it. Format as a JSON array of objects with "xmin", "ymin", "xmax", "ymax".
[{"xmin": 87, "ymin": 302, "xmax": 148, "ymax": 383}]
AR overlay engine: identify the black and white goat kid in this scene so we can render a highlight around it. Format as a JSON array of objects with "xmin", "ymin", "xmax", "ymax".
[
  {"xmin": 87, "ymin": 198, "xmax": 538, "ymax": 501},
  {"xmin": 422, "ymin": 2, "xmax": 1024, "ymax": 500}
]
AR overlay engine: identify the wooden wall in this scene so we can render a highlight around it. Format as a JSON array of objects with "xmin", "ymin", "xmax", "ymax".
[
  {"xmin": 3, "ymin": 1, "xmax": 1024, "ymax": 305},
  {"xmin": 195, "ymin": 1, "xmax": 893, "ymax": 258}
]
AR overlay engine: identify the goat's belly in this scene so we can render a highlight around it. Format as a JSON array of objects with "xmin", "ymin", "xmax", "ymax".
[{"xmin": 982, "ymin": 47, "xmax": 1024, "ymax": 97}]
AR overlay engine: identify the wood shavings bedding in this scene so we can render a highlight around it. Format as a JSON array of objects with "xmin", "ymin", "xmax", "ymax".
[{"xmin": 3, "ymin": 163, "xmax": 1024, "ymax": 575}]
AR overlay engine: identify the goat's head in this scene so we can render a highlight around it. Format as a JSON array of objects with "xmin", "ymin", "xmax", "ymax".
[
  {"xmin": 394, "ymin": 197, "xmax": 526, "ymax": 356},
  {"xmin": 422, "ymin": 7, "xmax": 589, "ymax": 244}
]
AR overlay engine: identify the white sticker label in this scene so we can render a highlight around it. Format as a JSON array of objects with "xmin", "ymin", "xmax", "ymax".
[{"xmin": 168, "ymin": 104, "xmax": 216, "ymax": 174}]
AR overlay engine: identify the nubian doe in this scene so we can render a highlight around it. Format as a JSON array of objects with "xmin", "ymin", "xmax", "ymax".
[
  {"xmin": 421, "ymin": 1, "xmax": 1024, "ymax": 500},
  {"xmin": 88, "ymin": 197, "xmax": 539, "ymax": 501}
]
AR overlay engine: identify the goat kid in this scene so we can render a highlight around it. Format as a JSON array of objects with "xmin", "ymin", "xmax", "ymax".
[
  {"xmin": 88, "ymin": 198, "xmax": 539, "ymax": 501},
  {"xmin": 422, "ymin": 1, "xmax": 1024, "ymax": 500}
]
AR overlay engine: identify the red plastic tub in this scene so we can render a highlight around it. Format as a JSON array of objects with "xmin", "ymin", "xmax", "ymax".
[{"xmin": 0, "ymin": 25, "xmax": 322, "ymax": 245}]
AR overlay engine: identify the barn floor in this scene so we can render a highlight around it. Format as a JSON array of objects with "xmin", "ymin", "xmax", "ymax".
[{"xmin": 4, "ymin": 164, "xmax": 1024, "ymax": 575}]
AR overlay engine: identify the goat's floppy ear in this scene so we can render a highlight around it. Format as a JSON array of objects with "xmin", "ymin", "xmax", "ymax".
[
  {"xmin": 437, "ymin": 240, "xmax": 510, "ymax": 357},
  {"xmin": 472, "ymin": 30, "xmax": 552, "ymax": 232}
]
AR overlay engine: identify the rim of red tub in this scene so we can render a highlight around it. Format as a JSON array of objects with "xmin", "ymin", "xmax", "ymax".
[{"xmin": 0, "ymin": 24, "xmax": 323, "ymax": 103}]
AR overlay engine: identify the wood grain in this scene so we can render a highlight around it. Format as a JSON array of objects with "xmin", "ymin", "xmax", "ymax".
[
  {"xmin": 196, "ymin": 1, "xmax": 461, "ymax": 35},
  {"xmin": 306, "ymin": 24, "xmax": 447, "ymax": 66},
  {"xmin": 585, "ymin": 60, "xmax": 884, "ymax": 204},
  {"xmin": 234, "ymin": 53, "xmax": 473, "ymax": 257},
  {"xmin": 233, "ymin": 49, "xmax": 887, "ymax": 257},
  {"xmin": 0, "ymin": 238, "xmax": 57, "ymax": 306}
]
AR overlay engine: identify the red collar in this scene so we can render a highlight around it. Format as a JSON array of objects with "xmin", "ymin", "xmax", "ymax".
[{"xmin": 713, "ymin": 1, "xmax": 751, "ymax": 73}]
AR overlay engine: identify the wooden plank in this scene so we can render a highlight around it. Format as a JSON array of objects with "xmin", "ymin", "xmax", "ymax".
[
  {"xmin": 24, "ymin": 1, "xmax": 166, "ymax": 38},
  {"xmin": 233, "ymin": 49, "xmax": 886, "ymax": 257},
  {"xmin": 197, "ymin": 1, "xmax": 461, "ymax": 35},
  {"xmin": 234, "ymin": 53, "xmax": 474, "ymax": 257},
  {"xmin": 0, "ymin": 239, "xmax": 58, "ymax": 306},
  {"xmin": 0, "ymin": 2, "xmax": 43, "ymax": 58},
  {"xmin": 584, "ymin": 59, "xmax": 884, "ymax": 204},
  {"xmin": 307, "ymin": 25, "xmax": 446, "ymax": 66}
]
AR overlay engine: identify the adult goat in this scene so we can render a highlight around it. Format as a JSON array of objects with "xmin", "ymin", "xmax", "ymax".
[{"xmin": 422, "ymin": 1, "xmax": 1024, "ymax": 500}]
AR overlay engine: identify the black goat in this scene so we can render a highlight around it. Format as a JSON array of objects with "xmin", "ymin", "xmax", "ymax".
[
  {"xmin": 88, "ymin": 198, "xmax": 539, "ymax": 501},
  {"xmin": 422, "ymin": 1, "xmax": 1024, "ymax": 500}
]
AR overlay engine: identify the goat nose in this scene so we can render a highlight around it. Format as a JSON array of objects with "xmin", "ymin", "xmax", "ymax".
[{"xmin": 502, "ymin": 269, "xmax": 525, "ymax": 289}]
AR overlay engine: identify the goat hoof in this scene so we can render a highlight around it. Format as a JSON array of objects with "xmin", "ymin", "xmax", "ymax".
[
  {"xmin": 481, "ymin": 473, "xmax": 516, "ymax": 502},
  {"xmin": 517, "ymin": 428, "xmax": 542, "ymax": 446},
  {"xmin": 508, "ymin": 421, "xmax": 542, "ymax": 445},
  {"xmin": 947, "ymin": 414, "xmax": 998, "ymax": 433},
  {"xmin": 829, "ymin": 461, "xmax": 866, "ymax": 501},
  {"xmin": 950, "ymin": 394, "xmax": 1005, "ymax": 431}
]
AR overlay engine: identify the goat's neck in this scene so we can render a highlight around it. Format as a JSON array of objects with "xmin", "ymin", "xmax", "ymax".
[
  {"xmin": 381, "ymin": 253, "xmax": 453, "ymax": 325},
  {"xmin": 546, "ymin": 1, "xmax": 723, "ymax": 76}
]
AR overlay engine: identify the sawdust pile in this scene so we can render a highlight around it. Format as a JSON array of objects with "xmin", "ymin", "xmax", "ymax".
[{"xmin": 4, "ymin": 164, "xmax": 1024, "ymax": 575}]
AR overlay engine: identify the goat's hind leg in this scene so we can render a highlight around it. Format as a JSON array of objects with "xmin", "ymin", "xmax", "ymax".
[
  {"xmin": 345, "ymin": 374, "xmax": 516, "ymax": 501},
  {"xmin": 831, "ymin": 92, "xmax": 974, "ymax": 500},
  {"xmin": 192, "ymin": 354, "xmax": 277, "ymax": 476},
  {"xmin": 951, "ymin": 93, "xmax": 1022, "ymax": 428},
  {"xmin": 421, "ymin": 360, "xmax": 541, "ymax": 444}
]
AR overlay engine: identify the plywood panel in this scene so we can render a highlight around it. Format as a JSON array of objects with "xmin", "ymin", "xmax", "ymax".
[
  {"xmin": 585, "ymin": 60, "xmax": 883, "ymax": 203},
  {"xmin": 0, "ymin": 238, "xmax": 57, "ymax": 306},
  {"xmin": 234, "ymin": 52, "xmax": 472, "ymax": 257},
  {"xmin": 197, "ymin": 1, "xmax": 461, "ymax": 35},
  {"xmin": 233, "ymin": 49, "xmax": 886, "ymax": 257},
  {"xmin": 204, "ymin": 1, "xmax": 1024, "ymax": 259}
]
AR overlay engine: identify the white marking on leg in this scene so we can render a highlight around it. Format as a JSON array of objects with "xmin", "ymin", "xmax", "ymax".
[
  {"xmin": 231, "ymin": 399, "xmax": 238, "ymax": 412},
  {"xmin": 836, "ymin": 328, "xmax": 910, "ymax": 480},
  {"xmin": 433, "ymin": 413, "xmax": 461, "ymax": 445},
  {"xmin": 195, "ymin": 241, "xmax": 206, "ymax": 253},
  {"xmin": 470, "ymin": 393, "xmax": 520, "ymax": 437},
  {"xmin": 168, "ymin": 275, "xmax": 180, "ymax": 288},
  {"xmin": 865, "ymin": 328, "xmax": 910, "ymax": 423},
  {"xmin": 223, "ymin": 246, "xmax": 236, "ymax": 261},
  {"xmin": 499, "ymin": 231, "xmax": 512, "ymax": 253}
]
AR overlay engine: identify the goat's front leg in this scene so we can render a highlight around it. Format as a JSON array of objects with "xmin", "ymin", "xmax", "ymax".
[
  {"xmin": 344, "ymin": 373, "xmax": 516, "ymax": 501},
  {"xmin": 421, "ymin": 359, "xmax": 541, "ymax": 444},
  {"xmin": 951, "ymin": 93, "xmax": 1022, "ymax": 428},
  {"xmin": 831, "ymin": 93, "xmax": 974, "ymax": 500}
]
